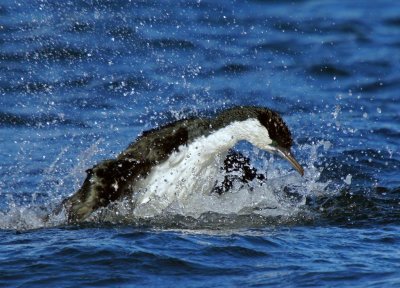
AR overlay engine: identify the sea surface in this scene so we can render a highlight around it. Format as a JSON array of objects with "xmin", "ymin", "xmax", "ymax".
[{"xmin": 1, "ymin": 0, "xmax": 400, "ymax": 287}]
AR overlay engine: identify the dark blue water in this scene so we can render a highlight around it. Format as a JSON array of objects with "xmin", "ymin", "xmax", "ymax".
[{"xmin": 1, "ymin": 0, "xmax": 399, "ymax": 286}]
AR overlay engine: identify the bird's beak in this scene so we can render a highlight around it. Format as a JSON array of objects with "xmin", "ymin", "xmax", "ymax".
[{"xmin": 275, "ymin": 147, "xmax": 304, "ymax": 176}]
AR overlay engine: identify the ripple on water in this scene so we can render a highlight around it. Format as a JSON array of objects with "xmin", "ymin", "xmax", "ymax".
[
  {"xmin": 0, "ymin": 44, "xmax": 89, "ymax": 62},
  {"xmin": 308, "ymin": 64, "xmax": 351, "ymax": 78},
  {"xmin": 146, "ymin": 39, "xmax": 197, "ymax": 50},
  {"xmin": 102, "ymin": 74, "xmax": 159, "ymax": 94},
  {"xmin": 203, "ymin": 245, "xmax": 268, "ymax": 257},
  {"xmin": 251, "ymin": 40, "xmax": 303, "ymax": 56},
  {"xmin": 0, "ymin": 112, "xmax": 88, "ymax": 128},
  {"xmin": 215, "ymin": 63, "xmax": 253, "ymax": 75}
]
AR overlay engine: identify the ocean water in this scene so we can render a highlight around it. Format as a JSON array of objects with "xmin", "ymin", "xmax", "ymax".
[{"xmin": 1, "ymin": 0, "xmax": 399, "ymax": 286}]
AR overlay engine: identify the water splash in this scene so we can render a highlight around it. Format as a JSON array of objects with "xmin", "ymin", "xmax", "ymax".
[
  {"xmin": 0, "ymin": 135, "xmax": 337, "ymax": 230},
  {"xmin": 76, "ymin": 142, "xmax": 336, "ymax": 228},
  {"xmin": 0, "ymin": 138, "xmax": 105, "ymax": 230}
]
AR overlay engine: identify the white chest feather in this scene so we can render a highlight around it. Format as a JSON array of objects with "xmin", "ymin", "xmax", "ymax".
[{"xmin": 132, "ymin": 118, "xmax": 272, "ymax": 216}]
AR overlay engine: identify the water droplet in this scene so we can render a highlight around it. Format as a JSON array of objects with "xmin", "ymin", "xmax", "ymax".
[
  {"xmin": 377, "ymin": 107, "xmax": 382, "ymax": 113},
  {"xmin": 322, "ymin": 141, "xmax": 332, "ymax": 150},
  {"xmin": 344, "ymin": 174, "xmax": 352, "ymax": 185}
]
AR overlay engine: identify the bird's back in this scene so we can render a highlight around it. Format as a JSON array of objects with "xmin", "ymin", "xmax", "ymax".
[{"xmin": 61, "ymin": 117, "xmax": 211, "ymax": 223}]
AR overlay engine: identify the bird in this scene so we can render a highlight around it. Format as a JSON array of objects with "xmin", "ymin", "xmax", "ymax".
[{"xmin": 57, "ymin": 106, "xmax": 304, "ymax": 223}]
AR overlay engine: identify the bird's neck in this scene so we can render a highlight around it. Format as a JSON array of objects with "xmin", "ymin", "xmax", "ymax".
[
  {"xmin": 192, "ymin": 118, "xmax": 273, "ymax": 157},
  {"xmin": 132, "ymin": 118, "xmax": 273, "ymax": 213}
]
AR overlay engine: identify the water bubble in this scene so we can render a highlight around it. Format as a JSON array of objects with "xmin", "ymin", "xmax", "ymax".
[{"xmin": 377, "ymin": 107, "xmax": 382, "ymax": 113}]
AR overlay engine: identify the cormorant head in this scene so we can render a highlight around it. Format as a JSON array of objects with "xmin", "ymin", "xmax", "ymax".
[
  {"xmin": 255, "ymin": 107, "xmax": 304, "ymax": 176},
  {"xmin": 217, "ymin": 106, "xmax": 304, "ymax": 176}
]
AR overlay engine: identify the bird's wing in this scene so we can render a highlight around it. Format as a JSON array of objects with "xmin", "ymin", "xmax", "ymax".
[
  {"xmin": 61, "ymin": 158, "xmax": 152, "ymax": 223},
  {"xmin": 60, "ymin": 125, "xmax": 190, "ymax": 223}
]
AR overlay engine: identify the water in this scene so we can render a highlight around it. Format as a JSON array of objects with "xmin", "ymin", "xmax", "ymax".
[{"xmin": 1, "ymin": 0, "xmax": 399, "ymax": 286}]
